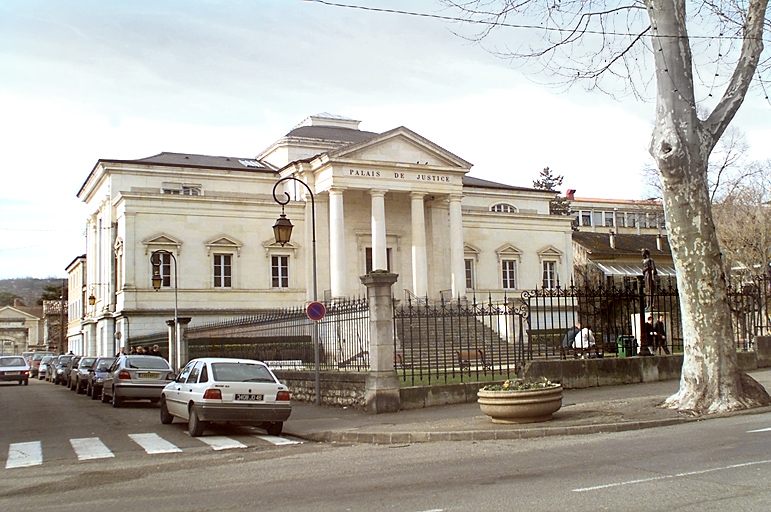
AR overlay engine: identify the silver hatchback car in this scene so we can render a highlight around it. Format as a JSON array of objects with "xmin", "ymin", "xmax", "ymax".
[{"xmin": 101, "ymin": 355, "xmax": 174, "ymax": 408}]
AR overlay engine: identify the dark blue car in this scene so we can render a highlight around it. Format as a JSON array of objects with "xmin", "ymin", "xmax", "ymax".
[{"xmin": 86, "ymin": 357, "xmax": 116, "ymax": 400}]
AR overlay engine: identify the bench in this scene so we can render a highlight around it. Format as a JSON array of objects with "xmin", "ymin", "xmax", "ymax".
[{"xmin": 457, "ymin": 349, "xmax": 490, "ymax": 373}]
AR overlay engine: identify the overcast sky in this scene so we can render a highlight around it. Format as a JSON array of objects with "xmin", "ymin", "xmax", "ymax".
[{"xmin": 1, "ymin": 0, "xmax": 769, "ymax": 280}]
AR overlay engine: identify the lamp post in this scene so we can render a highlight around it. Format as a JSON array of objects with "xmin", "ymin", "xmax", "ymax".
[
  {"xmin": 150, "ymin": 250, "xmax": 179, "ymax": 370},
  {"xmin": 272, "ymin": 176, "xmax": 320, "ymax": 405}
]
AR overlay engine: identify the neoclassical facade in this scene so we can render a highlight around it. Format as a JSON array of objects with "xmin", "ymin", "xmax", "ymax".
[{"xmin": 73, "ymin": 114, "xmax": 573, "ymax": 356}]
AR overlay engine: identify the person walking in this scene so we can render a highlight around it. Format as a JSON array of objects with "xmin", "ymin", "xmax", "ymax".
[{"xmin": 653, "ymin": 315, "xmax": 670, "ymax": 354}]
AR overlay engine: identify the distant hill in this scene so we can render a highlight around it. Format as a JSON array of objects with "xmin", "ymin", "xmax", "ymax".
[{"xmin": 0, "ymin": 278, "xmax": 67, "ymax": 307}]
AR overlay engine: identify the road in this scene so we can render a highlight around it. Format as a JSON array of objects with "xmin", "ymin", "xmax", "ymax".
[{"xmin": 1, "ymin": 379, "xmax": 770, "ymax": 511}]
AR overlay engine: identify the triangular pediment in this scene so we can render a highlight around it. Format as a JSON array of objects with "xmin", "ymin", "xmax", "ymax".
[
  {"xmin": 0, "ymin": 306, "xmax": 41, "ymax": 320},
  {"xmin": 206, "ymin": 235, "xmax": 243, "ymax": 256},
  {"xmin": 330, "ymin": 127, "xmax": 472, "ymax": 169},
  {"xmin": 142, "ymin": 234, "xmax": 181, "ymax": 246},
  {"xmin": 538, "ymin": 245, "xmax": 564, "ymax": 260},
  {"xmin": 495, "ymin": 243, "xmax": 522, "ymax": 258}
]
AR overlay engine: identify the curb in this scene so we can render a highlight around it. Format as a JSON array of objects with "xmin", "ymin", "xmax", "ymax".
[{"xmin": 288, "ymin": 404, "xmax": 771, "ymax": 445}]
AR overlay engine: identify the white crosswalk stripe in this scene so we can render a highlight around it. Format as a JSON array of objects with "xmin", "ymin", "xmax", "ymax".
[
  {"xmin": 70, "ymin": 437, "xmax": 115, "ymax": 461},
  {"xmin": 255, "ymin": 435, "xmax": 303, "ymax": 446},
  {"xmin": 3, "ymin": 432, "xmax": 301, "ymax": 469},
  {"xmin": 6, "ymin": 441, "xmax": 43, "ymax": 469},
  {"xmin": 196, "ymin": 436, "xmax": 247, "ymax": 451},
  {"xmin": 128, "ymin": 433, "xmax": 182, "ymax": 454}
]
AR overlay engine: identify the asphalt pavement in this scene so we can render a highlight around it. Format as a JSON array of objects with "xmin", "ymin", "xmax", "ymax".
[{"xmin": 285, "ymin": 368, "xmax": 771, "ymax": 444}]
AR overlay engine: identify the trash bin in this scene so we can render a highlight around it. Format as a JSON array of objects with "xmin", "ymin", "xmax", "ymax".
[{"xmin": 616, "ymin": 335, "xmax": 637, "ymax": 358}]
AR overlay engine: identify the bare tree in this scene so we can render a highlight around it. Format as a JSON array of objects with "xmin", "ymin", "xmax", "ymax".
[
  {"xmin": 444, "ymin": 0, "xmax": 771, "ymax": 414},
  {"xmin": 713, "ymin": 167, "xmax": 771, "ymax": 275}
]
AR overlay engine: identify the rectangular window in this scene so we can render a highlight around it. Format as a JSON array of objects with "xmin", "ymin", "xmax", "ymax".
[
  {"xmin": 615, "ymin": 212, "xmax": 626, "ymax": 227},
  {"xmin": 604, "ymin": 212, "xmax": 614, "ymax": 227},
  {"xmin": 501, "ymin": 260, "xmax": 517, "ymax": 289},
  {"xmin": 580, "ymin": 211, "xmax": 592, "ymax": 226},
  {"xmin": 182, "ymin": 185, "xmax": 201, "ymax": 196},
  {"xmin": 629, "ymin": 213, "xmax": 638, "ymax": 228},
  {"xmin": 592, "ymin": 211, "xmax": 603, "ymax": 227},
  {"xmin": 365, "ymin": 247, "xmax": 392, "ymax": 273},
  {"xmin": 213, "ymin": 254, "xmax": 232, "ymax": 288},
  {"xmin": 464, "ymin": 259, "xmax": 475, "ymax": 290},
  {"xmin": 542, "ymin": 261, "xmax": 558, "ymax": 289},
  {"xmin": 271, "ymin": 255, "xmax": 289, "ymax": 288},
  {"xmin": 159, "ymin": 252, "xmax": 172, "ymax": 287}
]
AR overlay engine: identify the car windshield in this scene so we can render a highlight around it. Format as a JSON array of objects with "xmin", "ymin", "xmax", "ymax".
[
  {"xmin": 96, "ymin": 359, "xmax": 113, "ymax": 371},
  {"xmin": 41, "ymin": 356, "xmax": 54, "ymax": 363},
  {"xmin": 211, "ymin": 363, "xmax": 276, "ymax": 383},
  {"xmin": 125, "ymin": 356, "xmax": 170, "ymax": 370},
  {"xmin": 58, "ymin": 356, "xmax": 74, "ymax": 364},
  {"xmin": 0, "ymin": 357, "xmax": 26, "ymax": 367},
  {"xmin": 32, "ymin": 353, "xmax": 51, "ymax": 361},
  {"xmin": 79, "ymin": 358, "xmax": 96, "ymax": 367}
]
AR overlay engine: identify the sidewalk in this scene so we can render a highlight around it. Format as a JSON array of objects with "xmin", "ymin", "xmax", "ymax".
[{"xmin": 284, "ymin": 368, "xmax": 771, "ymax": 444}]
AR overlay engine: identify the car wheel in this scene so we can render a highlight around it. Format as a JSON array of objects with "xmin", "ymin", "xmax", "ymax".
[
  {"xmin": 76, "ymin": 381, "xmax": 85, "ymax": 394},
  {"xmin": 188, "ymin": 405, "xmax": 206, "ymax": 437},
  {"xmin": 91, "ymin": 386, "xmax": 100, "ymax": 400},
  {"xmin": 18, "ymin": 380, "xmax": 23, "ymax": 385},
  {"xmin": 160, "ymin": 398, "xmax": 173, "ymax": 424},
  {"xmin": 111, "ymin": 391, "xmax": 121, "ymax": 408},
  {"xmin": 23, "ymin": 379, "xmax": 29, "ymax": 386},
  {"xmin": 266, "ymin": 422, "xmax": 283, "ymax": 436}
]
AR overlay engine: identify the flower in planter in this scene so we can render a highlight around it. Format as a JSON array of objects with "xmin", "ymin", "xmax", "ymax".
[{"xmin": 481, "ymin": 376, "xmax": 558, "ymax": 391}]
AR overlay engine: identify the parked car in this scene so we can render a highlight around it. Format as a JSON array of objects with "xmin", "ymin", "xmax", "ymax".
[
  {"xmin": 86, "ymin": 357, "xmax": 115, "ymax": 400},
  {"xmin": 69, "ymin": 357, "xmax": 96, "ymax": 393},
  {"xmin": 0, "ymin": 356, "xmax": 30, "ymax": 385},
  {"xmin": 160, "ymin": 357, "xmax": 292, "ymax": 437},
  {"xmin": 37, "ymin": 355, "xmax": 55, "ymax": 380},
  {"xmin": 29, "ymin": 352, "xmax": 55, "ymax": 378},
  {"xmin": 101, "ymin": 355, "xmax": 175, "ymax": 408},
  {"xmin": 63, "ymin": 356, "xmax": 82, "ymax": 387},
  {"xmin": 49, "ymin": 354, "xmax": 75, "ymax": 384}
]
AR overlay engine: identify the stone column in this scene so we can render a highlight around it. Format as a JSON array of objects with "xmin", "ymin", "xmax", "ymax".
[
  {"xmin": 370, "ymin": 190, "xmax": 388, "ymax": 271},
  {"xmin": 329, "ymin": 187, "xmax": 346, "ymax": 298},
  {"xmin": 176, "ymin": 317, "xmax": 192, "ymax": 368},
  {"xmin": 165, "ymin": 320, "xmax": 176, "ymax": 370},
  {"xmin": 410, "ymin": 192, "xmax": 428, "ymax": 298},
  {"xmin": 360, "ymin": 271, "xmax": 400, "ymax": 414},
  {"xmin": 448, "ymin": 193, "xmax": 466, "ymax": 299}
]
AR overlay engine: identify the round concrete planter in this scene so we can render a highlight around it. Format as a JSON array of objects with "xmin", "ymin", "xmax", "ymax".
[{"xmin": 477, "ymin": 385, "xmax": 563, "ymax": 424}]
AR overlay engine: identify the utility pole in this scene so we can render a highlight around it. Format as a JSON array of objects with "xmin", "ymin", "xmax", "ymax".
[{"xmin": 59, "ymin": 279, "xmax": 66, "ymax": 353}]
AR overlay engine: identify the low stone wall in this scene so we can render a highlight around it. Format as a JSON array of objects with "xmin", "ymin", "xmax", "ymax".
[
  {"xmin": 278, "ymin": 348, "xmax": 767, "ymax": 410},
  {"xmin": 274, "ymin": 370, "xmax": 365, "ymax": 408}
]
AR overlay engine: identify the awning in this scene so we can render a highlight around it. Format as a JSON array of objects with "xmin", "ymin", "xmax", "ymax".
[{"xmin": 595, "ymin": 262, "xmax": 677, "ymax": 277}]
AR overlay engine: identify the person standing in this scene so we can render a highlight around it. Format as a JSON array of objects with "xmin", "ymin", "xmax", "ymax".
[
  {"xmin": 653, "ymin": 314, "xmax": 670, "ymax": 354},
  {"xmin": 641, "ymin": 315, "xmax": 655, "ymax": 356}
]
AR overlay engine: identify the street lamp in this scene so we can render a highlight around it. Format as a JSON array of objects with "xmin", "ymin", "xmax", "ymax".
[
  {"xmin": 150, "ymin": 249, "xmax": 179, "ymax": 370},
  {"xmin": 272, "ymin": 176, "xmax": 320, "ymax": 405}
]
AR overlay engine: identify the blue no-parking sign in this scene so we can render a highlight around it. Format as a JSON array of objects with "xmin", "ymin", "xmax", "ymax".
[{"xmin": 306, "ymin": 301, "xmax": 326, "ymax": 321}]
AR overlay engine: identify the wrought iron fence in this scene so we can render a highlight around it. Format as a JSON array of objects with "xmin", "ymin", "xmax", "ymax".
[
  {"xmin": 393, "ymin": 273, "xmax": 770, "ymax": 386},
  {"xmin": 131, "ymin": 297, "xmax": 370, "ymax": 370},
  {"xmin": 393, "ymin": 294, "xmax": 528, "ymax": 386}
]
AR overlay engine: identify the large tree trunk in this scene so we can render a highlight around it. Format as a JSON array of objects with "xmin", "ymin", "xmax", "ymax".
[{"xmin": 647, "ymin": 0, "xmax": 770, "ymax": 414}]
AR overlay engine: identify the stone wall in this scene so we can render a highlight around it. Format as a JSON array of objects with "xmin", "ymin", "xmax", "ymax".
[
  {"xmin": 275, "ymin": 370, "xmax": 366, "ymax": 408},
  {"xmin": 278, "ymin": 349, "xmax": 768, "ymax": 409}
]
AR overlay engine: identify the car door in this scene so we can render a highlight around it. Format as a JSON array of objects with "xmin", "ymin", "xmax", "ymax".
[
  {"xmin": 166, "ymin": 362, "xmax": 194, "ymax": 417},
  {"xmin": 177, "ymin": 361, "xmax": 203, "ymax": 420},
  {"xmin": 103, "ymin": 358, "xmax": 120, "ymax": 397}
]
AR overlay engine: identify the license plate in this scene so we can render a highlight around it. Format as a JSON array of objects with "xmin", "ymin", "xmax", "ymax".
[
  {"xmin": 137, "ymin": 372, "xmax": 160, "ymax": 379},
  {"xmin": 235, "ymin": 394, "xmax": 263, "ymax": 401},
  {"xmin": 5, "ymin": 372, "xmax": 19, "ymax": 376}
]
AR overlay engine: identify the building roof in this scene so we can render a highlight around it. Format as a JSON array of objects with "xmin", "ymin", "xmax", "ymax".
[
  {"xmin": 285, "ymin": 125, "xmax": 379, "ymax": 145},
  {"xmin": 462, "ymin": 176, "xmax": 549, "ymax": 193},
  {"xmin": 573, "ymin": 232, "xmax": 671, "ymax": 258},
  {"xmin": 129, "ymin": 152, "xmax": 275, "ymax": 172}
]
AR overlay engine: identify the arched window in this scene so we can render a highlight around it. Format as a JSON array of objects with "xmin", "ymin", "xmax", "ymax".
[{"xmin": 490, "ymin": 203, "xmax": 517, "ymax": 213}]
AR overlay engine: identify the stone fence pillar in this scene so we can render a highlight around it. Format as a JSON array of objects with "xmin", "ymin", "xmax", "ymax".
[
  {"xmin": 165, "ymin": 316, "xmax": 192, "ymax": 370},
  {"xmin": 360, "ymin": 271, "xmax": 400, "ymax": 413}
]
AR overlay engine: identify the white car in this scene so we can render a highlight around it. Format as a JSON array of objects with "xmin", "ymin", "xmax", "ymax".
[{"xmin": 160, "ymin": 357, "xmax": 292, "ymax": 437}]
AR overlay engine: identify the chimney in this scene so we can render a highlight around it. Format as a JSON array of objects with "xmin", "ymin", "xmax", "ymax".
[
  {"xmin": 656, "ymin": 234, "xmax": 662, "ymax": 251},
  {"xmin": 566, "ymin": 189, "xmax": 576, "ymax": 200},
  {"xmin": 609, "ymin": 230, "xmax": 616, "ymax": 249}
]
